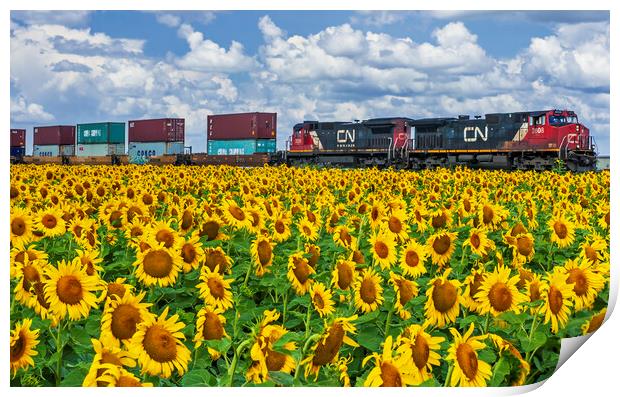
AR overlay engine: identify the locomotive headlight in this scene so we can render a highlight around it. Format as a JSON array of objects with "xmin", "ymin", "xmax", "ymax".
[{"xmin": 576, "ymin": 125, "xmax": 580, "ymax": 131}]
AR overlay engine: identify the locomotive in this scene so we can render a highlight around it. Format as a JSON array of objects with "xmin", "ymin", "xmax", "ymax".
[{"xmin": 276, "ymin": 109, "xmax": 598, "ymax": 171}]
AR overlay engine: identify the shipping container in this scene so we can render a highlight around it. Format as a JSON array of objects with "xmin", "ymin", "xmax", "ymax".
[
  {"xmin": 33, "ymin": 126, "xmax": 75, "ymax": 145},
  {"xmin": 207, "ymin": 112, "xmax": 277, "ymax": 140},
  {"xmin": 128, "ymin": 141, "xmax": 184, "ymax": 158},
  {"xmin": 10, "ymin": 129, "xmax": 26, "ymax": 147},
  {"xmin": 10, "ymin": 147, "xmax": 26, "ymax": 157},
  {"xmin": 77, "ymin": 122, "xmax": 125, "ymax": 144},
  {"xmin": 33, "ymin": 144, "xmax": 75, "ymax": 157},
  {"xmin": 76, "ymin": 143, "xmax": 125, "ymax": 157},
  {"xmin": 128, "ymin": 118, "xmax": 185, "ymax": 142},
  {"xmin": 207, "ymin": 139, "xmax": 277, "ymax": 155}
]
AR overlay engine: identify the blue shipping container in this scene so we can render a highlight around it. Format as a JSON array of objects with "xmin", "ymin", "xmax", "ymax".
[
  {"xmin": 128, "ymin": 141, "xmax": 184, "ymax": 159},
  {"xmin": 10, "ymin": 147, "xmax": 25, "ymax": 157},
  {"xmin": 207, "ymin": 139, "xmax": 276, "ymax": 155}
]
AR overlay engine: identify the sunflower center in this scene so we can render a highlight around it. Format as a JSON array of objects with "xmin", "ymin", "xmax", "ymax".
[
  {"xmin": 404, "ymin": 250, "xmax": 420, "ymax": 268},
  {"xmin": 111, "ymin": 304, "xmax": 141, "ymax": 340},
  {"xmin": 336, "ymin": 262, "xmax": 353, "ymax": 290},
  {"xmin": 488, "ymin": 283, "xmax": 513, "ymax": 312},
  {"xmin": 101, "ymin": 351, "xmax": 123, "ymax": 366},
  {"xmin": 456, "ymin": 343, "xmax": 479, "ymax": 380},
  {"xmin": 57, "ymin": 275, "xmax": 83, "ymax": 305},
  {"xmin": 203, "ymin": 311, "xmax": 224, "ymax": 340},
  {"xmin": 206, "ymin": 277, "xmax": 226, "ymax": 298},
  {"xmin": 584, "ymin": 247, "xmax": 598, "ymax": 264},
  {"xmin": 352, "ymin": 250, "xmax": 365, "ymax": 264},
  {"xmin": 22, "ymin": 265, "xmax": 40, "ymax": 292},
  {"xmin": 143, "ymin": 250, "xmax": 173, "ymax": 278},
  {"xmin": 313, "ymin": 291, "xmax": 325, "ymax": 309},
  {"xmin": 229, "ymin": 205, "xmax": 245, "ymax": 221},
  {"xmin": 11, "ymin": 218, "xmax": 26, "ymax": 236},
  {"xmin": 257, "ymin": 240, "xmax": 272, "ymax": 266},
  {"xmin": 107, "ymin": 211, "xmax": 122, "ymax": 228},
  {"xmin": 380, "ymin": 362, "xmax": 402, "ymax": 387},
  {"xmin": 201, "ymin": 221, "xmax": 220, "ymax": 241},
  {"xmin": 511, "ymin": 223, "xmax": 527, "ymax": 237},
  {"xmin": 566, "ymin": 269, "xmax": 588, "ymax": 297},
  {"xmin": 470, "ymin": 234, "xmax": 481, "ymax": 249},
  {"xmin": 205, "ymin": 250, "xmax": 228, "ymax": 273},
  {"xmin": 463, "ymin": 199, "xmax": 471, "ymax": 212},
  {"xmin": 181, "ymin": 243, "xmax": 197, "ymax": 264},
  {"xmin": 265, "ymin": 349, "xmax": 287, "ymax": 371},
  {"xmin": 10, "ymin": 331, "xmax": 26, "ymax": 362},
  {"xmin": 360, "ymin": 278, "xmax": 377, "ymax": 304},
  {"xmin": 117, "ymin": 376, "xmax": 142, "ymax": 387},
  {"xmin": 586, "ymin": 312, "xmax": 605, "ymax": 333},
  {"xmin": 399, "ymin": 281, "xmax": 415, "ymax": 306},
  {"xmin": 142, "ymin": 194, "xmax": 153, "ymax": 205},
  {"xmin": 553, "ymin": 221, "xmax": 568, "ymax": 239},
  {"xmin": 34, "ymin": 282, "xmax": 50, "ymax": 309},
  {"xmin": 411, "ymin": 334, "xmax": 430, "ymax": 370},
  {"xmin": 302, "ymin": 225, "xmax": 312, "ymax": 235},
  {"xmin": 388, "ymin": 216, "xmax": 402, "ymax": 234},
  {"xmin": 548, "ymin": 286, "xmax": 564, "ymax": 315},
  {"xmin": 374, "ymin": 241, "xmax": 389, "ymax": 259},
  {"xmin": 432, "ymin": 279, "xmax": 457, "ymax": 313},
  {"xmin": 339, "ymin": 229, "xmax": 352, "ymax": 246},
  {"xmin": 73, "ymin": 225, "xmax": 83, "ymax": 238},
  {"xmin": 482, "ymin": 205, "xmax": 494, "ymax": 224},
  {"xmin": 181, "ymin": 210, "xmax": 193, "ymax": 230},
  {"xmin": 469, "ymin": 274, "xmax": 483, "ymax": 298},
  {"xmin": 307, "ymin": 246, "xmax": 320, "ymax": 268},
  {"xmin": 517, "ymin": 236, "xmax": 533, "ymax": 256},
  {"xmin": 155, "ymin": 230, "xmax": 175, "ymax": 248},
  {"xmin": 42, "ymin": 214, "xmax": 58, "ymax": 229},
  {"xmin": 432, "ymin": 213, "xmax": 447, "ymax": 229},
  {"xmin": 313, "ymin": 324, "xmax": 344, "ymax": 366},
  {"xmin": 529, "ymin": 282, "xmax": 541, "ymax": 302},
  {"xmin": 306, "ymin": 210, "xmax": 316, "ymax": 223},
  {"xmin": 143, "ymin": 324, "xmax": 177, "ymax": 363},
  {"xmin": 107, "ymin": 283, "xmax": 127, "ymax": 300},
  {"xmin": 432, "ymin": 235, "xmax": 451, "ymax": 255},
  {"xmin": 275, "ymin": 220, "xmax": 285, "ymax": 234},
  {"xmin": 371, "ymin": 207, "xmax": 379, "ymax": 221},
  {"xmin": 10, "ymin": 186, "xmax": 19, "ymax": 199},
  {"xmin": 292, "ymin": 257, "xmax": 311, "ymax": 284}
]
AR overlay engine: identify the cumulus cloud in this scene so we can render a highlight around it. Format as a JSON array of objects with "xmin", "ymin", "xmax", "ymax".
[
  {"xmin": 11, "ymin": 11, "xmax": 91, "ymax": 27},
  {"xmin": 156, "ymin": 13, "xmax": 181, "ymax": 28},
  {"xmin": 11, "ymin": 96, "xmax": 54, "ymax": 122},
  {"xmin": 349, "ymin": 11, "xmax": 406, "ymax": 27}
]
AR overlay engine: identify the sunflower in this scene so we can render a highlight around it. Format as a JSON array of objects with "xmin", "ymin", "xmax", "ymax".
[
  {"xmin": 10, "ymin": 241, "xmax": 48, "ymax": 279},
  {"xmin": 251, "ymin": 235, "xmax": 275, "ymax": 276},
  {"xmin": 176, "ymin": 207, "xmax": 196, "ymax": 236},
  {"xmin": 562, "ymin": 258, "xmax": 606, "ymax": 311},
  {"xmin": 44, "ymin": 259, "xmax": 101, "ymax": 321},
  {"xmin": 100, "ymin": 291, "xmax": 154, "ymax": 347},
  {"xmin": 426, "ymin": 231, "xmax": 458, "ymax": 268},
  {"xmin": 368, "ymin": 229, "xmax": 397, "ymax": 269},
  {"xmin": 428, "ymin": 207, "xmax": 452, "ymax": 230},
  {"xmin": 424, "ymin": 269, "xmax": 461, "ymax": 328},
  {"xmin": 10, "ymin": 207, "xmax": 33, "ymax": 245},
  {"xmin": 506, "ymin": 232, "xmax": 536, "ymax": 265},
  {"xmin": 336, "ymin": 356, "xmax": 353, "ymax": 386},
  {"xmin": 221, "ymin": 198, "xmax": 250, "ymax": 230},
  {"xmin": 298, "ymin": 217, "xmax": 319, "ymax": 242},
  {"xmin": 271, "ymin": 211, "xmax": 292, "ymax": 242},
  {"xmin": 579, "ymin": 236, "xmax": 608, "ymax": 267},
  {"xmin": 193, "ymin": 306, "xmax": 229, "ymax": 360},
  {"xmin": 201, "ymin": 247, "xmax": 231, "ymax": 275},
  {"xmin": 302, "ymin": 315, "xmax": 358, "ymax": 379},
  {"xmin": 475, "ymin": 265, "xmax": 527, "ymax": 317},
  {"xmin": 124, "ymin": 201, "xmax": 149, "ymax": 224},
  {"xmin": 596, "ymin": 203, "xmax": 610, "ymax": 230},
  {"xmin": 548, "ymin": 214, "xmax": 576, "ymax": 248},
  {"xmin": 463, "ymin": 227, "xmax": 495, "ymax": 258},
  {"xmin": 179, "ymin": 232, "xmax": 205, "ymax": 273},
  {"xmin": 74, "ymin": 249, "xmax": 104, "ymax": 277},
  {"xmin": 83, "ymin": 338, "xmax": 137, "ymax": 386},
  {"xmin": 384, "ymin": 209, "xmax": 410, "ymax": 241},
  {"xmin": 409, "ymin": 205, "xmax": 429, "ymax": 232},
  {"xmin": 363, "ymin": 336, "xmax": 416, "ymax": 387},
  {"xmin": 389, "ymin": 273, "xmax": 419, "ymax": 320},
  {"xmin": 129, "ymin": 307, "xmax": 191, "ymax": 378},
  {"xmin": 197, "ymin": 265, "xmax": 234, "ymax": 311},
  {"xmin": 333, "ymin": 225, "xmax": 357, "ymax": 249},
  {"xmin": 581, "ymin": 308, "xmax": 606, "ymax": 335},
  {"xmin": 524, "ymin": 273, "xmax": 545, "ymax": 312},
  {"xmin": 478, "ymin": 202, "xmax": 509, "ymax": 231},
  {"xmin": 309, "ymin": 282, "xmax": 335, "ymax": 317},
  {"xmin": 10, "ymin": 318, "xmax": 40, "ymax": 375},
  {"xmin": 399, "ymin": 239, "xmax": 428, "ymax": 278},
  {"xmin": 396, "ymin": 324, "xmax": 444, "ymax": 385},
  {"xmin": 198, "ymin": 214, "xmax": 228, "ymax": 242},
  {"xmin": 539, "ymin": 270, "xmax": 576, "ymax": 334},
  {"xmin": 331, "ymin": 259, "xmax": 357, "ymax": 291},
  {"xmin": 368, "ymin": 201, "xmax": 386, "ymax": 231},
  {"xmin": 34, "ymin": 207, "xmax": 66, "ymax": 237},
  {"xmin": 147, "ymin": 220, "xmax": 182, "ymax": 250},
  {"xmin": 446, "ymin": 323, "xmax": 492, "ymax": 387},
  {"xmin": 461, "ymin": 269, "xmax": 485, "ymax": 313},
  {"xmin": 88, "ymin": 366, "xmax": 153, "ymax": 387},
  {"xmin": 101, "ymin": 277, "xmax": 134, "ymax": 305},
  {"xmin": 287, "ymin": 252, "xmax": 315, "ymax": 295},
  {"xmin": 487, "ymin": 333, "xmax": 530, "ymax": 386},
  {"xmin": 13, "ymin": 257, "xmax": 46, "ymax": 307},
  {"xmin": 354, "ymin": 268, "xmax": 384, "ymax": 313}
]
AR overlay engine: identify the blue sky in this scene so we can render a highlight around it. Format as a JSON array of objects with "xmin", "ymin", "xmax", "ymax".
[{"xmin": 10, "ymin": 10, "xmax": 610, "ymax": 154}]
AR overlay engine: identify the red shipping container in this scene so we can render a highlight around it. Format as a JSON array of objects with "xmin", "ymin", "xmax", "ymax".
[
  {"xmin": 33, "ymin": 125, "xmax": 75, "ymax": 145},
  {"xmin": 128, "ymin": 118, "xmax": 185, "ymax": 143},
  {"xmin": 207, "ymin": 112, "xmax": 277, "ymax": 140},
  {"xmin": 10, "ymin": 129, "xmax": 26, "ymax": 147}
]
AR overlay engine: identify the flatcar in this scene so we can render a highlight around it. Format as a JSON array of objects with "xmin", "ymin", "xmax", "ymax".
[{"xmin": 274, "ymin": 109, "xmax": 597, "ymax": 172}]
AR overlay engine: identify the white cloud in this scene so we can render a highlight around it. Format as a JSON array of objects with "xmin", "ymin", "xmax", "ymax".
[
  {"xmin": 258, "ymin": 15, "xmax": 284, "ymax": 40},
  {"xmin": 11, "ymin": 11, "xmax": 91, "ymax": 27},
  {"xmin": 349, "ymin": 11, "xmax": 405, "ymax": 27},
  {"xmin": 11, "ymin": 96, "xmax": 54, "ymax": 122},
  {"xmin": 156, "ymin": 13, "xmax": 181, "ymax": 28}
]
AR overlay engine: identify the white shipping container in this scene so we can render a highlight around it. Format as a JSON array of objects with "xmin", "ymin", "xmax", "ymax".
[
  {"xmin": 128, "ymin": 141, "xmax": 184, "ymax": 158},
  {"xmin": 33, "ymin": 145, "xmax": 75, "ymax": 157},
  {"xmin": 76, "ymin": 143, "xmax": 125, "ymax": 157}
]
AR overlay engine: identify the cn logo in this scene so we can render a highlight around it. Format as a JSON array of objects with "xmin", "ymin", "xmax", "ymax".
[
  {"xmin": 464, "ymin": 126, "xmax": 488, "ymax": 142},
  {"xmin": 337, "ymin": 129, "xmax": 356, "ymax": 143}
]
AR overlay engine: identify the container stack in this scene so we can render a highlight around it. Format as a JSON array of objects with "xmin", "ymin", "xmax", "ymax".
[
  {"xmin": 128, "ymin": 118, "xmax": 185, "ymax": 161},
  {"xmin": 10, "ymin": 129, "xmax": 26, "ymax": 158},
  {"xmin": 76, "ymin": 122, "xmax": 126, "ymax": 156},
  {"xmin": 207, "ymin": 112, "xmax": 277, "ymax": 155},
  {"xmin": 33, "ymin": 126, "xmax": 75, "ymax": 157}
]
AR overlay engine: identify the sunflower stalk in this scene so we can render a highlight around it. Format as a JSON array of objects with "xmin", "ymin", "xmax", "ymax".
[
  {"xmin": 304, "ymin": 301, "xmax": 313, "ymax": 338},
  {"xmin": 227, "ymin": 338, "xmax": 252, "ymax": 387},
  {"xmin": 384, "ymin": 306, "xmax": 394, "ymax": 337},
  {"xmin": 293, "ymin": 333, "xmax": 322, "ymax": 382},
  {"xmin": 444, "ymin": 364, "xmax": 454, "ymax": 387},
  {"xmin": 242, "ymin": 260, "xmax": 253, "ymax": 288},
  {"xmin": 54, "ymin": 319, "xmax": 65, "ymax": 386}
]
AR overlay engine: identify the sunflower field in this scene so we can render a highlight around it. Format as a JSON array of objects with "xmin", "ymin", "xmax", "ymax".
[{"xmin": 9, "ymin": 164, "xmax": 610, "ymax": 387}]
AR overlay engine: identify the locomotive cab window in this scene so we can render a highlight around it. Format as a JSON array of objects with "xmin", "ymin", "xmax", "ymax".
[{"xmin": 529, "ymin": 115, "xmax": 546, "ymax": 126}]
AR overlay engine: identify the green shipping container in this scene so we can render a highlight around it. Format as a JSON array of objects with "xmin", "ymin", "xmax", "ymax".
[
  {"xmin": 77, "ymin": 122, "xmax": 125, "ymax": 144},
  {"xmin": 207, "ymin": 139, "xmax": 276, "ymax": 155}
]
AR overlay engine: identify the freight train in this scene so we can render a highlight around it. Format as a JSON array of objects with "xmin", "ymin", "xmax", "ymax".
[{"xmin": 273, "ymin": 109, "xmax": 598, "ymax": 172}]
